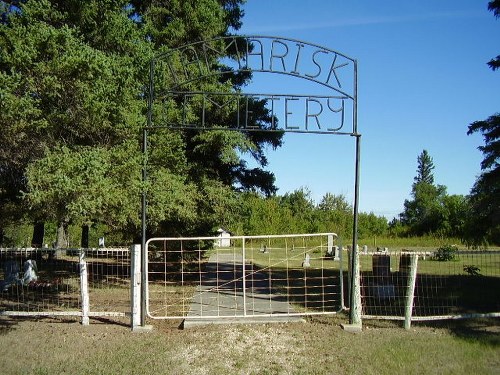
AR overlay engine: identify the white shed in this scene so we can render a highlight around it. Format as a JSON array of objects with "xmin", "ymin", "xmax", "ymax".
[{"xmin": 215, "ymin": 228, "xmax": 231, "ymax": 247}]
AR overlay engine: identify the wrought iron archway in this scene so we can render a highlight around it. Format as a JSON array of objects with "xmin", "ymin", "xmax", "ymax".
[{"xmin": 142, "ymin": 35, "xmax": 361, "ymax": 326}]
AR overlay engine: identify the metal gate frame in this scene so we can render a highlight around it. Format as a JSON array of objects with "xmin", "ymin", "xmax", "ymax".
[{"xmin": 144, "ymin": 233, "xmax": 344, "ymax": 321}]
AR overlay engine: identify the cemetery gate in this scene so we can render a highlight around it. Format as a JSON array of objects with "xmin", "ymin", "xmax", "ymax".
[
  {"xmin": 141, "ymin": 36, "xmax": 361, "ymax": 327},
  {"xmin": 144, "ymin": 233, "xmax": 346, "ymax": 325}
]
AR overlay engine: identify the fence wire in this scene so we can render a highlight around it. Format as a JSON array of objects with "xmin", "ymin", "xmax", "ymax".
[
  {"xmin": 84, "ymin": 248, "xmax": 131, "ymax": 315},
  {"xmin": 146, "ymin": 233, "xmax": 344, "ymax": 320},
  {"xmin": 0, "ymin": 248, "xmax": 81, "ymax": 315},
  {"xmin": 0, "ymin": 248, "xmax": 130, "ymax": 318},
  {"xmin": 360, "ymin": 250, "xmax": 500, "ymax": 321}
]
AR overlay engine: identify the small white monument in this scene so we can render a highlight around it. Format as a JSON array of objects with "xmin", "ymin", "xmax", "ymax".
[
  {"xmin": 215, "ymin": 228, "xmax": 231, "ymax": 247},
  {"xmin": 302, "ymin": 253, "xmax": 311, "ymax": 267}
]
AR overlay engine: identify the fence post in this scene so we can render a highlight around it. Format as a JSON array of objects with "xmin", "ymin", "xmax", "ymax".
[
  {"xmin": 79, "ymin": 250, "xmax": 90, "ymax": 326},
  {"xmin": 131, "ymin": 244, "xmax": 142, "ymax": 330},
  {"xmin": 404, "ymin": 254, "xmax": 418, "ymax": 330},
  {"xmin": 342, "ymin": 247, "xmax": 362, "ymax": 332}
]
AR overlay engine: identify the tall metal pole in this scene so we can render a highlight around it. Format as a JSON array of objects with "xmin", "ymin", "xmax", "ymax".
[
  {"xmin": 349, "ymin": 133, "xmax": 362, "ymax": 325},
  {"xmin": 141, "ymin": 59, "xmax": 154, "ymax": 327},
  {"xmin": 349, "ymin": 59, "xmax": 362, "ymax": 326}
]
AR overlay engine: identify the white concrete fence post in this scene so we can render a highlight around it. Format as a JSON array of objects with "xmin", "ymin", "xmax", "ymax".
[
  {"xmin": 79, "ymin": 250, "xmax": 90, "ymax": 326},
  {"xmin": 404, "ymin": 254, "xmax": 419, "ymax": 330},
  {"xmin": 130, "ymin": 244, "xmax": 142, "ymax": 330}
]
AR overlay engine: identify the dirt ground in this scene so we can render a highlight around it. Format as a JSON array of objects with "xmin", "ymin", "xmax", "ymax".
[{"xmin": 1, "ymin": 314, "xmax": 499, "ymax": 374}]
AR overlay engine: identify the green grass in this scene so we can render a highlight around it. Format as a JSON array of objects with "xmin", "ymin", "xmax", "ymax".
[{"xmin": 1, "ymin": 315, "xmax": 498, "ymax": 374}]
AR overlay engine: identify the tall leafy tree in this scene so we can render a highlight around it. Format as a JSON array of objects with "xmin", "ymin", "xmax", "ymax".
[
  {"xmin": 401, "ymin": 150, "xmax": 449, "ymax": 235},
  {"xmin": 464, "ymin": 1, "xmax": 500, "ymax": 245},
  {"xmin": 1, "ymin": 0, "xmax": 283, "ymax": 246},
  {"xmin": 316, "ymin": 193, "xmax": 353, "ymax": 237}
]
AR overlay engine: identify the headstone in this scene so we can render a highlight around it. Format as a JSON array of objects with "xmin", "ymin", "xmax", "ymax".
[
  {"xmin": 372, "ymin": 254, "xmax": 395, "ymax": 298},
  {"xmin": 22, "ymin": 259, "xmax": 38, "ymax": 285},
  {"xmin": 333, "ymin": 246, "xmax": 340, "ymax": 261},
  {"xmin": 362, "ymin": 245, "xmax": 368, "ymax": 254},
  {"xmin": 372, "ymin": 254, "xmax": 391, "ymax": 279},
  {"xmin": 327, "ymin": 234, "xmax": 334, "ymax": 256},
  {"xmin": 98, "ymin": 237, "xmax": 105, "ymax": 248},
  {"xmin": 399, "ymin": 253, "xmax": 412, "ymax": 274},
  {"xmin": 0, "ymin": 260, "xmax": 20, "ymax": 291},
  {"xmin": 302, "ymin": 253, "xmax": 311, "ymax": 267}
]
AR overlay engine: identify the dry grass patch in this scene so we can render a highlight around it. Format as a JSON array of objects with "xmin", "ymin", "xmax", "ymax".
[{"xmin": 0, "ymin": 314, "xmax": 499, "ymax": 374}]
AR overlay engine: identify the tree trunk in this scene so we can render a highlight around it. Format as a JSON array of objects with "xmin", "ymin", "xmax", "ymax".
[
  {"xmin": 81, "ymin": 225, "xmax": 89, "ymax": 248},
  {"xmin": 31, "ymin": 222, "xmax": 45, "ymax": 248}
]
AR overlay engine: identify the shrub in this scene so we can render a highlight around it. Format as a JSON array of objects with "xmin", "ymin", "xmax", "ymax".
[
  {"xmin": 433, "ymin": 244, "xmax": 458, "ymax": 261},
  {"xmin": 463, "ymin": 264, "xmax": 481, "ymax": 276}
]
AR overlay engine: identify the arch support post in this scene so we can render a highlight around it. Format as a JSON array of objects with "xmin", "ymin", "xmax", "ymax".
[{"xmin": 342, "ymin": 133, "xmax": 362, "ymax": 332}]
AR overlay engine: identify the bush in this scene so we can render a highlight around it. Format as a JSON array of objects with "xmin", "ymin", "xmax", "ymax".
[
  {"xmin": 433, "ymin": 244, "xmax": 458, "ymax": 261},
  {"xmin": 463, "ymin": 264, "xmax": 481, "ymax": 276}
]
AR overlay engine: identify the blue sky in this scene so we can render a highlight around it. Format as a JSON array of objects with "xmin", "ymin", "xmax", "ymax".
[{"xmin": 237, "ymin": 0, "xmax": 499, "ymax": 219}]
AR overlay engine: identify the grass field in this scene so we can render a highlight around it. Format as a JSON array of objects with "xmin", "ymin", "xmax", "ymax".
[
  {"xmin": 0, "ymin": 314, "xmax": 499, "ymax": 374},
  {"xmin": 1, "ymin": 240, "xmax": 499, "ymax": 373}
]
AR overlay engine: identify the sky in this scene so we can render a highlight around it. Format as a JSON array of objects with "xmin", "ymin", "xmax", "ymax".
[{"xmin": 235, "ymin": 0, "xmax": 500, "ymax": 220}]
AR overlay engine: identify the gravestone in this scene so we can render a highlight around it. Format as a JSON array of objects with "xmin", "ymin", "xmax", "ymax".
[
  {"xmin": 0, "ymin": 260, "xmax": 20, "ymax": 291},
  {"xmin": 22, "ymin": 259, "xmax": 38, "ymax": 285},
  {"xmin": 372, "ymin": 254, "xmax": 395, "ymax": 299},
  {"xmin": 333, "ymin": 246, "xmax": 340, "ymax": 261},
  {"xmin": 399, "ymin": 253, "xmax": 412, "ymax": 274},
  {"xmin": 302, "ymin": 253, "xmax": 311, "ymax": 267},
  {"xmin": 372, "ymin": 254, "xmax": 391, "ymax": 279}
]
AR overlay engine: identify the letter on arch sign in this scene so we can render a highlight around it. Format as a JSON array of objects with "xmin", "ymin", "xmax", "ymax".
[{"xmin": 147, "ymin": 35, "xmax": 358, "ymax": 136}]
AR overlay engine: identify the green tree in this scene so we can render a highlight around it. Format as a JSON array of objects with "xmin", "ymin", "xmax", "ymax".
[
  {"xmin": 315, "ymin": 193, "xmax": 353, "ymax": 237},
  {"xmin": 280, "ymin": 188, "xmax": 316, "ymax": 233},
  {"xmin": 436, "ymin": 194, "xmax": 467, "ymax": 237},
  {"xmin": 357, "ymin": 212, "xmax": 388, "ymax": 239},
  {"xmin": 1, "ymin": 0, "xmax": 282, "ymax": 245},
  {"xmin": 240, "ymin": 193, "xmax": 292, "ymax": 235},
  {"xmin": 414, "ymin": 149, "xmax": 435, "ymax": 185},
  {"xmin": 466, "ymin": 114, "xmax": 500, "ymax": 245},
  {"xmin": 487, "ymin": 0, "xmax": 500, "ymax": 70},
  {"xmin": 401, "ymin": 150, "xmax": 449, "ymax": 235},
  {"xmin": 463, "ymin": 2, "xmax": 500, "ymax": 245}
]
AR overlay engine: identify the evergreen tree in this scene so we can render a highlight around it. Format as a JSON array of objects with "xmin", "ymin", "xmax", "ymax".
[
  {"xmin": 466, "ymin": 114, "xmax": 500, "ymax": 244},
  {"xmin": 487, "ymin": 0, "xmax": 500, "ymax": 70},
  {"xmin": 463, "ymin": 2, "xmax": 500, "ymax": 245},
  {"xmin": 0, "ymin": 0, "xmax": 282, "ymax": 245},
  {"xmin": 401, "ymin": 150, "xmax": 448, "ymax": 235},
  {"xmin": 414, "ymin": 149, "xmax": 435, "ymax": 185}
]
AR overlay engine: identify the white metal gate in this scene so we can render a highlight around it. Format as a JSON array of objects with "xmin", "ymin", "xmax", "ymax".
[{"xmin": 145, "ymin": 233, "xmax": 344, "ymax": 321}]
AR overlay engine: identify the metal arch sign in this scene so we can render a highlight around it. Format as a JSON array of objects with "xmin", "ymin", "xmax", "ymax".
[
  {"xmin": 147, "ymin": 35, "xmax": 358, "ymax": 135},
  {"xmin": 142, "ymin": 35, "xmax": 362, "ymax": 327}
]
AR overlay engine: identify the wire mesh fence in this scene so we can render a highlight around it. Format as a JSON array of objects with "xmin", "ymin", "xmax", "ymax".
[
  {"xmin": 84, "ymin": 248, "xmax": 131, "ymax": 316},
  {"xmin": 0, "ymin": 247, "xmax": 131, "ymax": 320},
  {"xmin": 360, "ymin": 249, "xmax": 500, "ymax": 322},
  {"xmin": 146, "ymin": 233, "xmax": 344, "ymax": 320},
  {"xmin": 0, "ymin": 248, "xmax": 81, "ymax": 315}
]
